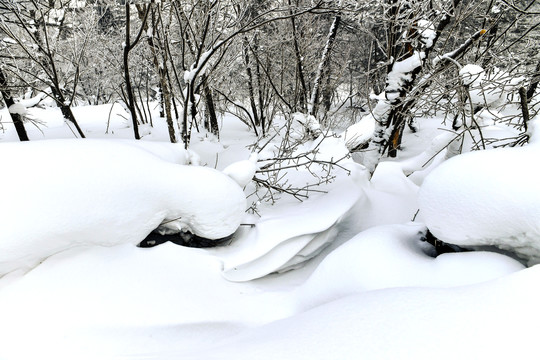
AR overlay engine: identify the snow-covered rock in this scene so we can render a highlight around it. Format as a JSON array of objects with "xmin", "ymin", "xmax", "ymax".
[
  {"xmin": 0, "ymin": 139, "xmax": 246, "ymax": 276},
  {"xmin": 419, "ymin": 144, "xmax": 540, "ymax": 264},
  {"xmin": 459, "ymin": 64, "xmax": 485, "ymax": 86}
]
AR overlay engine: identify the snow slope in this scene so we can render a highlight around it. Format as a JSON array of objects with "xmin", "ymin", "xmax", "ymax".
[
  {"xmin": 0, "ymin": 102, "xmax": 537, "ymax": 360},
  {"xmin": 179, "ymin": 265, "xmax": 540, "ymax": 360}
]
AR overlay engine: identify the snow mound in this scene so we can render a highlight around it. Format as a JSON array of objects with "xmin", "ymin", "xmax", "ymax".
[
  {"xmin": 297, "ymin": 223, "xmax": 524, "ymax": 310},
  {"xmin": 0, "ymin": 139, "xmax": 246, "ymax": 276},
  {"xmin": 222, "ymin": 153, "xmax": 258, "ymax": 187},
  {"xmin": 342, "ymin": 114, "xmax": 375, "ymax": 151},
  {"xmin": 459, "ymin": 64, "xmax": 485, "ymax": 86},
  {"xmin": 419, "ymin": 144, "xmax": 540, "ymax": 264},
  {"xmin": 0, "ymin": 242, "xmax": 293, "ymax": 359},
  {"xmin": 185, "ymin": 265, "xmax": 540, "ymax": 360},
  {"xmin": 8, "ymin": 103, "xmax": 27, "ymax": 115}
]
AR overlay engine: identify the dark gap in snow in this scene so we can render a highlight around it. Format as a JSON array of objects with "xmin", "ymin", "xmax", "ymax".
[
  {"xmin": 421, "ymin": 230, "xmax": 470, "ymax": 257},
  {"xmin": 139, "ymin": 231, "xmax": 234, "ymax": 249}
]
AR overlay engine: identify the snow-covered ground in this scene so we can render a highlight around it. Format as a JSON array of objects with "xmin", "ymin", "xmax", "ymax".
[{"xmin": 0, "ymin": 99, "xmax": 539, "ymax": 359}]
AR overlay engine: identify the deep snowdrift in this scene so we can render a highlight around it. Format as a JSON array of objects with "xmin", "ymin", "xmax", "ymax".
[
  {"xmin": 0, "ymin": 103, "xmax": 538, "ymax": 360},
  {"xmin": 419, "ymin": 143, "xmax": 540, "ymax": 264},
  {"xmin": 0, "ymin": 139, "xmax": 246, "ymax": 275}
]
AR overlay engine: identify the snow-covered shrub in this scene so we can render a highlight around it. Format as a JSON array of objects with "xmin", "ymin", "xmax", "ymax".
[
  {"xmin": 460, "ymin": 64, "xmax": 526, "ymax": 110},
  {"xmin": 248, "ymin": 114, "xmax": 353, "ymax": 209}
]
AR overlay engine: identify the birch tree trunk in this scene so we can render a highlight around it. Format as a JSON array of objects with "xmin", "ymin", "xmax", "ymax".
[{"xmin": 308, "ymin": 13, "xmax": 341, "ymax": 119}]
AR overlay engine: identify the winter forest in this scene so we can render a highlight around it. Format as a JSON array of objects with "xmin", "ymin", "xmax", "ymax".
[{"xmin": 1, "ymin": 0, "xmax": 540, "ymax": 358}]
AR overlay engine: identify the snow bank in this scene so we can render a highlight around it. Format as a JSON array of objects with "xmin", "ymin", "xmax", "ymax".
[
  {"xmin": 0, "ymin": 139, "xmax": 246, "ymax": 275},
  {"xmin": 0, "ymin": 242, "xmax": 292, "ymax": 359},
  {"xmin": 296, "ymin": 223, "xmax": 524, "ymax": 309},
  {"xmin": 419, "ymin": 144, "xmax": 540, "ymax": 263},
  {"xmin": 183, "ymin": 265, "xmax": 540, "ymax": 360}
]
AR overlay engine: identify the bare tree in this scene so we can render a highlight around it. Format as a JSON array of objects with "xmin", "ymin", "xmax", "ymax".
[
  {"xmin": 0, "ymin": 2, "xmax": 86, "ymax": 138},
  {"xmin": 122, "ymin": 2, "xmax": 151, "ymax": 140}
]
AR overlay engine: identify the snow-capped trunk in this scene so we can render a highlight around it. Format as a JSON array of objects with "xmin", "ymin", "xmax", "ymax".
[
  {"xmin": 0, "ymin": 68, "xmax": 28, "ymax": 141},
  {"xmin": 363, "ymin": 1, "xmax": 462, "ymax": 173}
]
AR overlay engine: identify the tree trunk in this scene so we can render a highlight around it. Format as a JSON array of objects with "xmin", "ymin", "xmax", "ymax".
[
  {"xmin": 289, "ymin": 0, "xmax": 308, "ymax": 112},
  {"xmin": 243, "ymin": 36, "xmax": 261, "ymax": 127},
  {"xmin": 527, "ymin": 58, "xmax": 540, "ymax": 101},
  {"xmin": 254, "ymin": 36, "xmax": 266, "ymax": 136},
  {"xmin": 137, "ymin": 4, "xmax": 177, "ymax": 143},
  {"xmin": 0, "ymin": 69, "xmax": 29, "ymax": 141},
  {"xmin": 123, "ymin": 2, "xmax": 141, "ymax": 140},
  {"xmin": 202, "ymin": 81, "xmax": 219, "ymax": 137},
  {"xmin": 309, "ymin": 14, "xmax": 341, "ymax": 118}
]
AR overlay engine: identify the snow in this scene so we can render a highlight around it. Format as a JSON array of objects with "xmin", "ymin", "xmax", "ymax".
[
  {"xmin": 181, "ymin": 266, "xmax": 540, "ymax": 360},
  {"xmin": 222, "ymin": 153, "xmax": 258, "ymax": 187},
  {"xmin": 0, "ymin": 98, "xmax": 539, "ymax": 359},
  {"xmin": 219, "ymin": 171, "xmax": 365, "ymax": 281},
  {"xmin": 460, "ymin": 64, "xmax": 485, "ymax": 86},
  {"xmin": 386, "ymin": 51, "xmax": 425, "ymax": 98},
  {"xmin": 417, "ymin": 19, "xmax": 436, "ymax": 49},
  {"xmin": 419, "ymin": 143, "xmax": 540, "ymax": 264},
  {"xmin": 0, "ymin": 139, "xmax": 246, "ymax": 275},
  {"xmin": 297, "ymin": 223, "xmax": 524, "ymax": 309},
  {"xmin": 458, "ymin": 65, "xmax": 524, "ymax": 108},
  {"xmin": 8, "ymin": 103, "xmax": 27, "ymax": 115},
  {"xmin": 342, "ymin": 113, "xmax": 375, "ymax": 150}
]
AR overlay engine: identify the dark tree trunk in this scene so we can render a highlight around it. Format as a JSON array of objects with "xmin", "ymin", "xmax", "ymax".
[
  {"xmin": 0, "ymin": 69, "xmax": 29, "ymax": 141},
  {"xmin": 124, "ymin": 3, "xmax": 140, "ymax": 140},
  {"xmin": 201, "ymin": 79, "xmax": 219, "ymax": 137},
  {"xmin": 243, "ymin": 36, "xmax": 261, "ymax": 127},
  {"xmin": 123, "ymin": 3, "xmax": 151, "ymax": 140},
  {"xmin": 289, "ymin": 0, "xmax": 308, "ymax": 112},
  {"xmin": 527, "ymin": 59, "xmax": 540, "ymax": 101}
]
